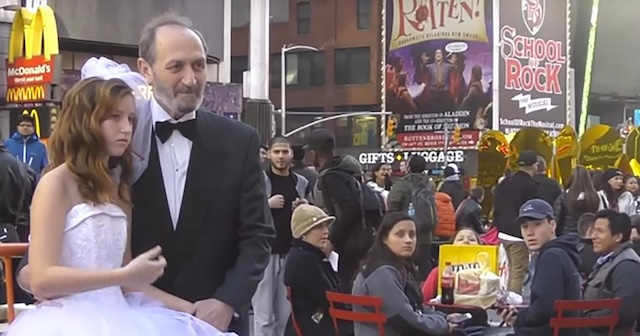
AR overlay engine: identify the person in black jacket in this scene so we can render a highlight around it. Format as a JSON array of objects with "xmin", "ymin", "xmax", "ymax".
[
  {"xmin": 438, "ymin": 165, "xmax": 466, "ymax": 210},
  {"xmin": 0, "ymin": 137, "xmax": 35, "ymax": 305},
  {"xmin": 305, "ymin": 129, "xmax": 372, "ymax": 292},
  {"xmin": 577, "ymin": 213, "xmax": 599, "ymax": 278},
  {"xmin": 284, "ymin": 204, "xmax": 352, "ymax": 336},
  {"xmin": 0, "ymin": 137, "xmax": 34, "ymax": 241},
  {"xmin": 501, "ymin": 199, "xmax": 582, "ymax": 336},
  {"xmin": 455, "ymin": 187, "xmax": 486, "ymax": 234},
  {"xmin": 533, "ymin": 156, "xmax": 562, "ymax": 206},
  {"xmin": 494, "ymin": 150, "xmax": 539, "ymax": 294}
]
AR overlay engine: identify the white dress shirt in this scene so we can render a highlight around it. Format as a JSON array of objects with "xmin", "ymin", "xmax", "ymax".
[{"xmin": 151, "ymin": 97, "xmax": 196, "ymax": 229}]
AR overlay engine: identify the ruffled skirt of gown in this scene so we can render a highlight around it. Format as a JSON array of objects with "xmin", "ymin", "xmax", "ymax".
[{"xmin": 5, "ymin": 292, "xmax": 237, "ymax": 336}]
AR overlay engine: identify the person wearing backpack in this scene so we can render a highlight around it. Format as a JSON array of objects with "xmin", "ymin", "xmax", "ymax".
[
  {"xmin": 304, "ymin": 129, "xmax": 384, "ymax": 293},
  {"xmin": 388, "ymin": 155, "xmax": 438, "ymax": 280}
]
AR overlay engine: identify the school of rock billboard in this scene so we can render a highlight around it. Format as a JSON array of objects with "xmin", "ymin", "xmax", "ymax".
[
  {"xmin": 496, "ymin": 0, "xmax": 569, "ymax": 136},
  {"xmin": 383, "ymin": 0, "xmax": 493, "ymax": 150}
]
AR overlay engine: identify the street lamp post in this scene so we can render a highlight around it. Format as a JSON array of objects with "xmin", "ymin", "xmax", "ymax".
[{"xmin": 280, "ymin": 43, "xmax": 318, "ymax": 135}]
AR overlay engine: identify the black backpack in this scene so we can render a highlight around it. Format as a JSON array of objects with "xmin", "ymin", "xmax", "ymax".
[
  {"xmin": 321, "ymin": 169, "xmax": 385, "ymax": 257},
  {"xmin": 409, "ymin": 181, "xmax": 438, "ymax": 233}
]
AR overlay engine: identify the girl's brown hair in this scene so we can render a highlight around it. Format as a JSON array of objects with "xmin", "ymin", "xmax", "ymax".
[{"xmin": 46, "ymin": 77, "xmax": 134, "ymax": 206}]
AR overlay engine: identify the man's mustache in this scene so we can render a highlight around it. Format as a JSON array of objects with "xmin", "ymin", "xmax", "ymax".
[{"xmin": 175, "ymin": 86, "xmax": 199, "ymax": 94}]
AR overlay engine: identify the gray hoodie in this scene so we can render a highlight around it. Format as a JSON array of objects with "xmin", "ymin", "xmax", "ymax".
[{"xmin": 352, "ymin": 265, "xmax": 449, "ymax": 336}]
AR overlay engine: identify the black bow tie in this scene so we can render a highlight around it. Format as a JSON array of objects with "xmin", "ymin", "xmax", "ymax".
[{"xmin": 155, "ymin": 119, "xmax": 197, "ymax": 143}]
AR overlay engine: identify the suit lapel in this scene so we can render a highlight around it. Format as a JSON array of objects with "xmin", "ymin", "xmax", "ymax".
[
  {"xmin": 173, "ymin": 111, "xmax": 226, "ymax": 259},
  {"xmin": 131, "ymin": 134, "xmax": 174, "ymax": 255}
]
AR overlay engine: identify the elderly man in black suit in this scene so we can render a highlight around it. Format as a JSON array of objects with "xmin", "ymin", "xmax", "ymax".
[{"xmin": 16, "ymin": 13, "xmax": 274, "ymax": 335}]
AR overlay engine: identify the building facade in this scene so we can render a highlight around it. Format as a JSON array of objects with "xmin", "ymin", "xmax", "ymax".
[
  {"xmin": 231, "ymin": 0, "xmax": 383, "ymax": 148},
  {"xmin": 0, "ymin": 0, "xmax": 232, "ymax": 139}
]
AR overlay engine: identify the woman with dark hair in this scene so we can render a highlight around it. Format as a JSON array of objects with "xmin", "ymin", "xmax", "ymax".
[
  {"xmin": 623, "ymin": 174, "xmax": 640, "ymax": 214},
  {"xmin": 369, "ymin": 162, "xmax": 393, "ymax": 191},
  {"xmin": 553, "ymin": 166, "xmax": 600, "ymax": 235},
  {"xmin": 598, "ymin": 168, "xmax": 635, "ymax": 215},
  {"xmin": 589, "ymin": 170, "xmax": 604, "ymax": 191},
  {"xmin": 351, "ymin": 212, "xmax": 457, "ymax": 336}
]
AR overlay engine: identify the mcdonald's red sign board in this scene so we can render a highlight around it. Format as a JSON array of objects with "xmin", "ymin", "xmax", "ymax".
[{"xmin": 5, "ymin": 5, "xmax": 60, "ymax": 104}]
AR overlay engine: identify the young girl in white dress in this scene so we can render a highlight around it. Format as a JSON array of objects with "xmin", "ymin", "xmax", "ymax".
[{"xmin": 5, "ymin": 77, "xmax": 235, "ymax": 336}]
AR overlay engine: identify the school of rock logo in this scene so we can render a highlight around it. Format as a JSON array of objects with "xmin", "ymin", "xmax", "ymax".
[
  {"xmin": 522, "ymin": 0, "xmax": 545, "ymax": 36},
  {"xmin": 499, "ymin": 21, "xmax": 565, "ymax": 114}
]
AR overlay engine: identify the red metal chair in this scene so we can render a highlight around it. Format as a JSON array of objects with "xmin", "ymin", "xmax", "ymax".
[
  {"xmin": 0, "ymin": 243, "xmax": 29, "ymax": 323},
  {"xmin": 550, "ymin": 299, "xmax": 621, "ymax": 336},
  {"xmin": 285, "ymin": 286, "xmax": 303, "ymax": 336},
  {"xmin": 326, "ymin": 291, "xmax": 387, "ymax": 336}
]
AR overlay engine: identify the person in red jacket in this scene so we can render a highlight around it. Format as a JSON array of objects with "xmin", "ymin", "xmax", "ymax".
[
  {"xmin": 422, "ymin": 228, "xmax": 481, "ymax": 301},
  {"xmin": 434, "ymin": 192, "xmax": 457, "ymax": 239}
]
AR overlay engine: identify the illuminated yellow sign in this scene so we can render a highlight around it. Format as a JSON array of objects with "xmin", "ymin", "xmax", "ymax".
[
  {"xmin": 8, "ymin": 5, "xmax": 59, "ymax": 64},
  {"xmin": 6, "ymin": 85, "xmax": 46, "ymax": 103},
  {"xmin": 6, "ymin": 5, "xmax": 58, "ymax": 103}
]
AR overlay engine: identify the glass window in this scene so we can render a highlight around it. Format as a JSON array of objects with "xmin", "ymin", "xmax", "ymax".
[
  {"xmin": 270, "ymin": 54, "xmax": 281, "ymax": 89},
  {"xmin": 357, "ymin": 0, "xmax": 372, "ymax": 30},
  {"xmin": 297, "ymin": 2, "xmax": 311, "ymax": 35},
  {"xmin": 230, "ymin": 56, "xmax": 248, "ymax": 84},
  {"xmin": 280, "ymin": 51, "xmax": 325, "ymax": 88},
  {"xmin": 334, "ymin": 47, "xmax": 371, "ymax": 85}
]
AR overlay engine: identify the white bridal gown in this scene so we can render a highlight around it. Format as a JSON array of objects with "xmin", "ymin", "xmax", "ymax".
[{"xmin": 6, "ymin": 203, "xmax": 235, "ymax": 336}]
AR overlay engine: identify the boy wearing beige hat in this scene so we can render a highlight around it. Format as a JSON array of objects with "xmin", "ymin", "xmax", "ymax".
[{"xmin": 285, "ymin": 205, "xmax": 352, "ymax": 336}]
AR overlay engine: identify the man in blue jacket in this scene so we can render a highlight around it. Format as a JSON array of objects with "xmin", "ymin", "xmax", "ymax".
[
  {"xmin": 501, "ymin": 199, "xmax": 582, "ymax": 335},
  {"xmin": 4, "ymin": 114, "xmax": 48, "ymax": 177}
]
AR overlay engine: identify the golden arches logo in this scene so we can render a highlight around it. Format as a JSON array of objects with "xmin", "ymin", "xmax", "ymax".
[
  {"xmin": 6, "ymin": 85, "xmax": 45, "ymax": 103},
  {"xmin": 21, "ymin": 109, "xmax": 41, "ymax": 137},
  {"xmin": 8, "ymin": 5, "xmax": 59, "ymax": 64}
]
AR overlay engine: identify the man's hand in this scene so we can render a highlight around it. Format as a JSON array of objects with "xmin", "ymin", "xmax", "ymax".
[
  {"xmin": 292, "ymin": 198, "xmax": 308, "ymax": 211},
  {"xmin": 499, "ymin": 305, "xmax": 518, "ymax": 326},
  {"xmin": 324, "ymin": 241, "xmax": 334, "ymax": 255},
  {"xmin": 194, "ymin": 298, "xmax": 234, "ymax": 331},
  {"xmin": 268, "ymin": 195, "xmax": 285, "ymax": 209}
]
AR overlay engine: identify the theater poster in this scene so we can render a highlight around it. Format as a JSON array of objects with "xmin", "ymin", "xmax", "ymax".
[
  {"xmin": 496, "ymin": 0, "xmax": 569, "ymax": 136},
  {"xmin": 383, "ymin": 0, "xmax": 493, "ymax": 150}
]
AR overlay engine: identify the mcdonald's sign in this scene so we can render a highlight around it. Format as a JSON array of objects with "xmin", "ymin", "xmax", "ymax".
[
  {"xmin": 5, "ymin": 5, "xmax": 59, "ymax": 103},
  {"xmin": 6, "ymin": 85, "xmax": 46, "ymax": 103},
  {"xmin": 9, "ymin": 105, "xmax": 57, "ymax": 139}
]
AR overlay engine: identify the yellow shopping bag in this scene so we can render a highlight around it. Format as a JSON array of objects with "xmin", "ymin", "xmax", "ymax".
[{"xmin": 437, "ymin": 244, "xmax": 498, "ymax": 295}]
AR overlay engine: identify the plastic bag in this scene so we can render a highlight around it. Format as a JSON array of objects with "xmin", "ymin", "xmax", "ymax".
[{"xmin": 454, "ymin": 268, "xmax": 500, "ymax": 309}]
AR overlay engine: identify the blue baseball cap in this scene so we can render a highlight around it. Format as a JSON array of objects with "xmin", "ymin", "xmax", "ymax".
[{"xmin": 516, "ymin": 199, "xmax": 554, "ymax": 224}]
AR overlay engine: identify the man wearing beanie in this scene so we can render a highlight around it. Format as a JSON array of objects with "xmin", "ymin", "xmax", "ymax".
[
  {"xmin": 439, "ymin": 164, "xmax": 466, "ymax": 209},
  {"xmin": 493, "ymin": 150, "xmax": 539, "ymax": 294}
]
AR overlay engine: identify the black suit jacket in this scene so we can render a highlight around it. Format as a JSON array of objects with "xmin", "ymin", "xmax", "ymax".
[{"xmin": 131, "ymin": 110, "xmax": 274, "ymax": 311}]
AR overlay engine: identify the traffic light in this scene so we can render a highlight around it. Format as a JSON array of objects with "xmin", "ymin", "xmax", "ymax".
[
  {"xmin": 387, "ymin": 117, "xmax": 397, "ymax": 139},
  {"xmin": 452, "ymin": 124, "xmax": 462, "ymax": 144}
]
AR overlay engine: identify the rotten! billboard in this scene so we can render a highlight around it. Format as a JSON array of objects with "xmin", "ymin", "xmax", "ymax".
[
  {"xmin": 383, "ymin": 0, "xmax": 493, "ymax": 150},
  {"xmin": 496, "ymin": 0, "xmax": 569, "ymax": 136}
]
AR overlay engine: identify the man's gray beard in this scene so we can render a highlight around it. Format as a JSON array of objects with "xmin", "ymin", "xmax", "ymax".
[{"xmin": 154, "ymin": 92, "xmax": 204, "ymax": 116}]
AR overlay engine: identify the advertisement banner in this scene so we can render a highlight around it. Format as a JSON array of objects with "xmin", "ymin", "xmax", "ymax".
[
  {"xmin": 384, "ymin": 0, "xmax": 493, "ymax": 150},
  {"xmin": 6, "ymin": 5, "xmax": 60, "ymax": 104},
  {"xmin": 496, "ymin": 0, "xmax": 569, "ymax": 136}
]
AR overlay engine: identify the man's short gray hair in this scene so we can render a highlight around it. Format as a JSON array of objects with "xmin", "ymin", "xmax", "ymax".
[{"xmin": 138, "ymin": 12, "xmax": 209, "ymax": 64}]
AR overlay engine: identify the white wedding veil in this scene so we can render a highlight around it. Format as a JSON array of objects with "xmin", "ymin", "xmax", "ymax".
[{"xmin": 80, "ymin": 57, "xmax": 152, "ymax": 183}]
